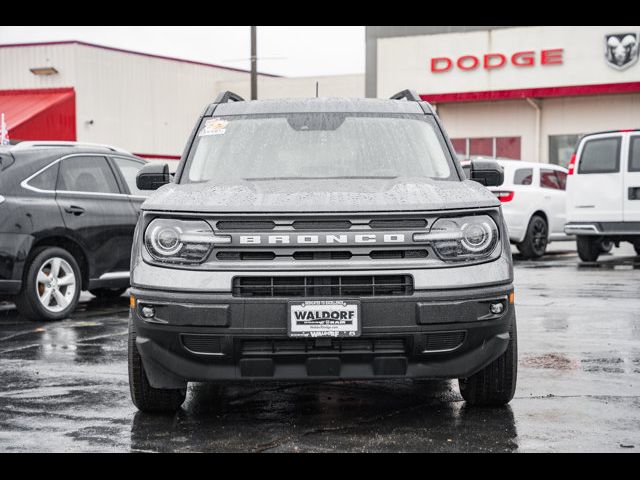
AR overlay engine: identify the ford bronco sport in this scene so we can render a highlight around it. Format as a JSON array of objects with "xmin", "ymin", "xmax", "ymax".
[{"xmin": 128, "ymin": 90, "xmax": 517, "ymax": 412}]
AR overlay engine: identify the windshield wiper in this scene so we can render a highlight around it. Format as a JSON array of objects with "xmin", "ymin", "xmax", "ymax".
[{"xmin": 244, "ymin": 176, "xmax": 398, "ymax": 181}]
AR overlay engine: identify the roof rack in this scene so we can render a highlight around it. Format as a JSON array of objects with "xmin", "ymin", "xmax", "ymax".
[
  {"xmin": 390, "ymin": 90, "xmax": 422, "ymax": 102},
  {"xmin": 213, "ymin": 91, "xmax": 245, "ymax": 104},
  {"xmin": 11, "ymin": 141, "xmax": 131, "ymax": 154}
]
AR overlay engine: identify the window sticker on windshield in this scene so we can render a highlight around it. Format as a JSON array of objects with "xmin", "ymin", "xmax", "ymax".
[{"xmin": 199, "ymin": 118, "xmax": 228, "ymax": 136}]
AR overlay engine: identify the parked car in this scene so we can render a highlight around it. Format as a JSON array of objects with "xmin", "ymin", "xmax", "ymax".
[
  {"xmin": 0, "ymin": 141, "xmax": 148, "ymax": 320},
  {"xmin": 128, "ymin": 90, "xmax": 517, "ymax": 412},
  {"xmin": 565, "ymin": 129, "xmax": 640, "ymax": 261},
  {"xmin": 463, "ymin": 158, "xmax": 569, "ymax": 259}
]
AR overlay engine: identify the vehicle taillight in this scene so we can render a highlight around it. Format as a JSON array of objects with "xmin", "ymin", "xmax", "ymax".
[
  {"xmin": 568, "ymin": 153, "xmax": 577, "ymax": 175},
  {"xmin": 494, "ymin": 191, "xmax": 515, "ymax": 203}
]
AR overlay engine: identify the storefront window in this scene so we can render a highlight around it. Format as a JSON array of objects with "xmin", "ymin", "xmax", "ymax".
[
  {"xmin": 496, "ymin": 137, "xmax": 521, "ymax": 160},
  {"xmin": 451, "ymin": 136, "xmax": 521, "ymax": 160},
  {"xmin": 549, "ymin": 134, "xmax": 581, "ymax": 168}
]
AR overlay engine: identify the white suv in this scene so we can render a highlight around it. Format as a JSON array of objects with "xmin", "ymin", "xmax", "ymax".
[
  {"xmin": 463, "ymin": 158, "xmax": 569, "ymax": 259},
  {"xmin": 565, "ymin": 130, "xmax": 640, "ymax": 261}
]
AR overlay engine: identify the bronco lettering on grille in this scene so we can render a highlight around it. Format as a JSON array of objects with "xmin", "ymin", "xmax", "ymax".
[{"xmin": 238, "ymin": 233, "xmax": 406, "ymax": 246}]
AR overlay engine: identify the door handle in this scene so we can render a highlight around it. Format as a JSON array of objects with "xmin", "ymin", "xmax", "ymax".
[{"xmin": 64, "ymin": 205, "xmax": 85, "ymax": 216}]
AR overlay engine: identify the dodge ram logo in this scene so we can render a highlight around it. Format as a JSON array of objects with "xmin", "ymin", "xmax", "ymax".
[
  {"xmin": 605, "ymin": 33, "xmax": 639, "ymax": 70},
  {"xmin": 237, "ymin": 233, "xmax": 407, "ymax": 246}
]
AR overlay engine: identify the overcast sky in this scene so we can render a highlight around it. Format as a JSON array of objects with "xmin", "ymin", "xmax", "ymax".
[{"xmin": 0, "ymin": 26, "xmax": 365, "ymax": 77}]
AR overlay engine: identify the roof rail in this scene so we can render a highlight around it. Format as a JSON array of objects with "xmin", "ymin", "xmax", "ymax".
[
  {"xmin": 390, "ymin": 90, "xmax": 422, "ymax": 102},
  {"xmin": 11, "ymin": 141, "xmax": 131, "ymax": 154},
  {"xmin": 213, "ymin": 91, "xmax": 245, "ymax": 104}
]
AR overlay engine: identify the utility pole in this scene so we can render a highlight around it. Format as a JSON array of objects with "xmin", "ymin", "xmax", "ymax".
[{"xmin": 250, "ymin": 26, "xmax": 257, "ymax": 100}]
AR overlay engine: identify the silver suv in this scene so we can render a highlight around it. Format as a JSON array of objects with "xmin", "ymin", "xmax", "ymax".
[{"xmin": 127, "ymin": 90, "xmax": 517, "ymax": 412}]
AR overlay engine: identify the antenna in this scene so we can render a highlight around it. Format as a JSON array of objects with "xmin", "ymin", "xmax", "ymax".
[{"xmin": 316, "ymin": 82, "xmax": 319, "ymax": 98}]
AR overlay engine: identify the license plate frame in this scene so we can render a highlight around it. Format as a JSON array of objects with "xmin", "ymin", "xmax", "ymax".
[{"xmin": 288, "ymin": 300, "xmax": 361, "ymax": 338}]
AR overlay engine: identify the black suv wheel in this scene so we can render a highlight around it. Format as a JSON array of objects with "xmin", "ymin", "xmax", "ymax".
[
  {"xmin": 459, "ymin": 320, "xmax": 517, "ymax": 406},
  {"xmin": 15, "ymin": 247, "xmax": 82, "ymax": 321},
  {"xmin": 128, "ymin": 322, "xmax": 186, "ymax": 413},
  {"xmin": 517, "ymin": 215, "xmax": 548, "ymax": 259},
  {"xmin": 576, "ymin": 236, "xmax": 601, "ymax": 262}
]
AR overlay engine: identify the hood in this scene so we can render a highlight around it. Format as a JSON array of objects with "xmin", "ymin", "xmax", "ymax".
[{"xmin": 141, "ymin": 177, "xmax": 499, "ymax": 213}]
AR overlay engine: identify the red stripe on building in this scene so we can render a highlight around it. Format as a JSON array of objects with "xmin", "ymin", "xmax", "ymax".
[{"xmin": 420, "ymin": 82, "xmax": 640, "ymax": 103}]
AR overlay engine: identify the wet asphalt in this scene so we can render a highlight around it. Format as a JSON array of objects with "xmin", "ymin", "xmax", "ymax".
[{"xmin": 1, "ymin": 242, "xmax": 639, "ymax": 452}]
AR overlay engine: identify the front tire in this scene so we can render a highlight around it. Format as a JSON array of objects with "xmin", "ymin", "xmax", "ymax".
[
  {"xmin": 459, "ymin": 320, "xmax": 517, "ymax": 406},
  {"xmin": 15, "ymin": 247, "xmax": 81, "ymax": 321},
  {"xmin": 576, "ymin": 236, "xmax": 600, "ymax": 262},
  {"xmin": 517, "ymin": 215, "xmax": 548, "ymax": 259},
  {"xmin": 128, "ymin": 322, "xmax": 186, "ymax": 413}
]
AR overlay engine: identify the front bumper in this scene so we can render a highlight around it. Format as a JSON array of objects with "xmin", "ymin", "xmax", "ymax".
[{"xmin": 131, "ymin": 284, "xmax": 515, "ymax": 388}]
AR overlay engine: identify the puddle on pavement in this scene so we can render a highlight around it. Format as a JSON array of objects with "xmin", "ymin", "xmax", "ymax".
[{"xmin": 521, "ymin": 353, "xmax": 578, "ymax": 370}]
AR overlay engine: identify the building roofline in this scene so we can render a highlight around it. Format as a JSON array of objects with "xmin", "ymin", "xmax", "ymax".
[{"xmin": 0, "ymin": 40, "xmax": 281, "ymax": 77}]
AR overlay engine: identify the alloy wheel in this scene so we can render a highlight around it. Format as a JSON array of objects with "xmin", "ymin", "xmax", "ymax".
[
  {"xmin": 531, "ymin": 218, "xmax": 548, "ymax": 255},
  {"xmin": 35, "ymin": 257, "xmax": 77, "ymax": 313}
]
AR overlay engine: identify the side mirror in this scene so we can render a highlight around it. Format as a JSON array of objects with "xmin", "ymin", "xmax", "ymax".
[
  {"xmin": 136, "ymin": 163, "xmax": 170, "ymax": 191},
  {"xmin": 469, "ymin": 160, "xmax": 504, "ymax": 187}
]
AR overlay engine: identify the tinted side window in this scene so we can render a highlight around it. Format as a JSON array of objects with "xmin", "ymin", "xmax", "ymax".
[
  {"xmin": 578, "ymin": 137, "xmax": 621, "ymax": 174},
  {"xmin": 555, "ymin": 170, "xmax": 567, "ymax": 190},
  {"xmin": 630, "ymin": 136, "xmax": 640, "ymax": 172},
  {"xmin": 540, "ymin": 169, "xmax": 561, "ymax": 189},
  {"xmin": 112, "ymin": 157, "xmax": 147, "ymax": 196},
  {"xmin": 28, "ymin": 163, "xmax": 59, "ymax": 191},
  {"xmin": 513, "ymin": 168, "xmax": 533, "ymax": 185},
  {"xmin": 57, "ymin": 156, "xmax": 120, "ymax": 194}
]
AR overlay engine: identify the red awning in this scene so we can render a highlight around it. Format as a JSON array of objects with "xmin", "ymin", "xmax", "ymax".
[{"xmin": 0, "ymin": 88, "xmax": 76, "ymax": 141}]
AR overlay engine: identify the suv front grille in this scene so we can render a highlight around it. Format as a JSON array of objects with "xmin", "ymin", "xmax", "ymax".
[
  {"xmin": 232, "ymin": 275, "xmax": 414, "ymax": 297},
  {"xmin": 206, "ymin": 214, "xmax": 441, "ymax": 268}
]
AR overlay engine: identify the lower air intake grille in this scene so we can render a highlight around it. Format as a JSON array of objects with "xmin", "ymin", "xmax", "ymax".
[
  {"xmin": 232, "ymin": 275, "xmax": 414, "ymax": 297},
  {"xmin": 242, "ymin": 338, "xmax": 406, "ymax": 356},
  {"xmin": 423, "ymin": 331, "xmax": 466, "ymax": 352}
]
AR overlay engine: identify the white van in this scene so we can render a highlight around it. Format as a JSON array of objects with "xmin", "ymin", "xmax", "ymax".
[
  {"xmin": 463, "ymin": 158, "xmax": 569, "ymax": 259},
  {"xmin": 565, "ymin": 130, "xmax": 640, "ymax": 261}
]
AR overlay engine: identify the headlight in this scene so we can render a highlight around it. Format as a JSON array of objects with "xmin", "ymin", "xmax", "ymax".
[
  {"xmin": 413, "ymin": 215, "xmax": 499, "ymax": 261},
  {"xmin": 144, "ymin": 219, "xmax": 230, "ymax": 264}
]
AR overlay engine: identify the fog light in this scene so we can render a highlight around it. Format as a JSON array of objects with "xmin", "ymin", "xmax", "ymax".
[
  {"xmin": 490, "ymin": 302, "xmax": 504, "ymax": 315},
  {"xmin": 141, "ymin": 305, "xmax": 155, "ymax": 319}
]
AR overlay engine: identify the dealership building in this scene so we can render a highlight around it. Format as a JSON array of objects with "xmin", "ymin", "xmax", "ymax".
[
  {"xmin": 368, "ymin": 25, "xmax": 640, "ymax": 166},
  {"xmin": 2, "ymin": 26, "xmax": 640, "ymax": 167}
]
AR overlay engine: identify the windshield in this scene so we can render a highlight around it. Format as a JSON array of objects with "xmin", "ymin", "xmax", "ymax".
[{"xmin": 182, "ymin": 113, "xmax": 456, "ymax": 183}]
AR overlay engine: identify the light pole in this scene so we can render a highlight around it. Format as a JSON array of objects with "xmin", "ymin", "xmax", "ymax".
[{"xmin": 250, "ymin": 26, "xmax": 257, "ymax": 100}]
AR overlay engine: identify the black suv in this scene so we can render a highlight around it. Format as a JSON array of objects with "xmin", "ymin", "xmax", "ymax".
[
  {"xmin": 0, "ymin": 142, "xmax": 148, "ymax": 320},
  {"xmin": 129, "ymin": 91, "xmax": 516, "ymax": 412}
]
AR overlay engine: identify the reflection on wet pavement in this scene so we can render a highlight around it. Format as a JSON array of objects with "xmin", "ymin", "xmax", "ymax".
[{"xmin": 1, "ymin": 242, "xmax": 639, "ymax": 452}]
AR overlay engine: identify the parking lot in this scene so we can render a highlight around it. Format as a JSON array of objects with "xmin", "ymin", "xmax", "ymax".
[{"xmin": 0, "ymin": 242, "xmax": 639, "ymax": 453}]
